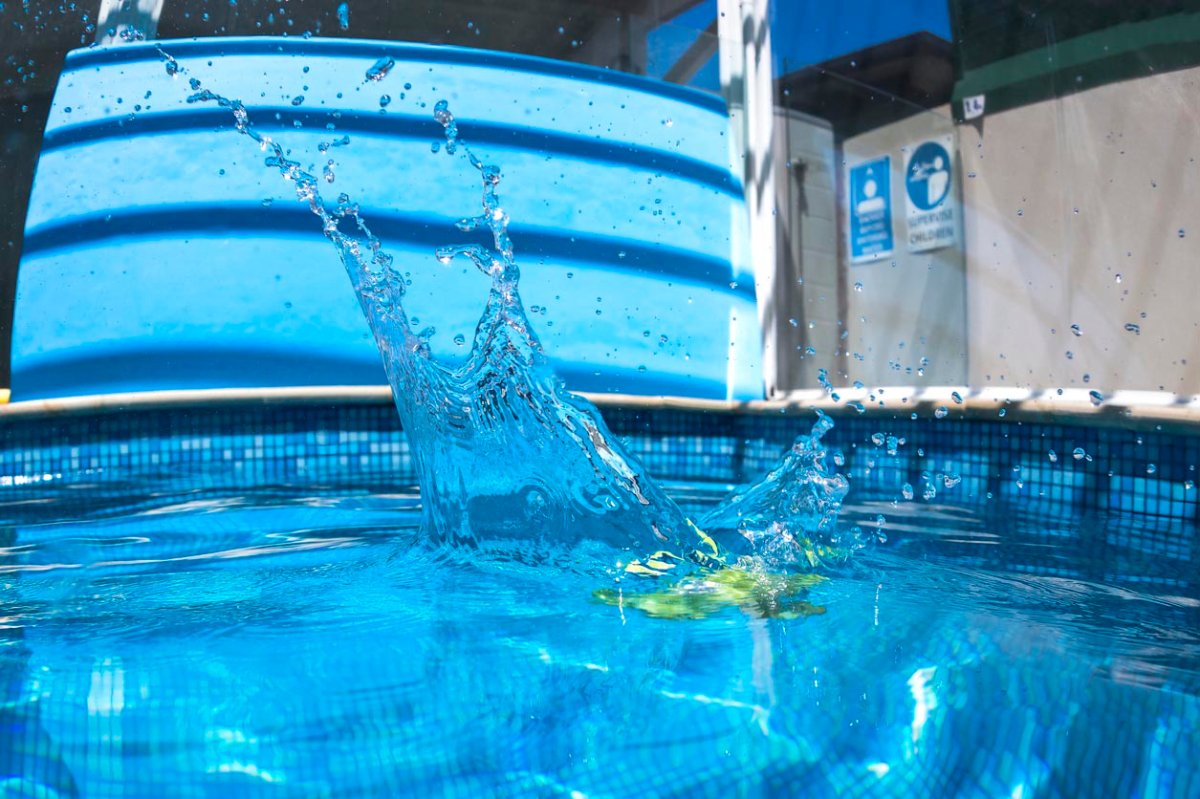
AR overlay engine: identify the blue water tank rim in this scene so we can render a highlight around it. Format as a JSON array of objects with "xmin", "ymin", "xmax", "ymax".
[
  {"xmin": 39, "ymin": 107, "xmax": 744, "ymax": 200},
  {"xmin": 12, "ymin": 346, "xmax": 731, "ymax": 401},
  {"xmin": 64, "ymin": 36, "xmax": 729, "ymax": 117},
  {"xmin": 21, "ymin": 204, "xmax": 757, "ymax": 300}
]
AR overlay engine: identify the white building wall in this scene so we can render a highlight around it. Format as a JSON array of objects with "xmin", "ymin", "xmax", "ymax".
[
  {"xmin": 840, "ymin": 107, "xmax": 969, "ymax": 389},
  {"xmin": 960, "ymin": 64, "xmax": 1200, "ymax": 394}
]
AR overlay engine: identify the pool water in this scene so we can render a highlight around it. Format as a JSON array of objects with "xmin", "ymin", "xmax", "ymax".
[{"xmin": 3, "ymin": 477, "xmax": 1197, "ymax": 798}]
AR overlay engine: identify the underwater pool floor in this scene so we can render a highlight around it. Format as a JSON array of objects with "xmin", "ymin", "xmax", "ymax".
[{"xmin": 1, "ymin": 479, "xmax": 1197, "ymax": 798}]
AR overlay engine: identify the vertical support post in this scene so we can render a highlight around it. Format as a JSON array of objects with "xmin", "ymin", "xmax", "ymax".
[
  {"xmin": 718, "ymin": 0, "xmax": 777, "ymax": 398},
  {"xmin": 95, "ymin": 0, "xmax": 165, "ymax": 45}
]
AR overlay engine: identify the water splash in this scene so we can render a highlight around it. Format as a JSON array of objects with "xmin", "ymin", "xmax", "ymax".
[
  {"xmin": 181, "ymin": 58, "xmax": 858, "ymax": 571},
  {"xmin": 699, "ymin": 411, "xmax": 865, "ymax": 568}
]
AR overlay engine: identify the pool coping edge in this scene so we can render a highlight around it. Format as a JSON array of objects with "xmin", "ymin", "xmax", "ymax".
[{"xmin": 3, "ymin": 386, "xmax": 1200, "ymax": 435}]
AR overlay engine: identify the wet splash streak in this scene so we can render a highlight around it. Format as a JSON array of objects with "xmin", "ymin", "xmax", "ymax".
[
  {"xmin": 184, "ymin": 77, "xmax": 699, "ymax": 560},
  {"xmin": 700, "ymin": 411, "xmax": 871, "ymax": 568},
  {"xmin": 177, "ymin": 55, "xmax": 859, "ymax": 569}
]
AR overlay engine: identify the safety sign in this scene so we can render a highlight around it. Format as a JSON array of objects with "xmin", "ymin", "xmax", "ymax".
[
  {"xmin": 848, "ymin": 155, "xmax": 894, "ymax": 264},
  {"xmin": 904, "ymin": 137, "xmax": 957, "ymax": 253}
]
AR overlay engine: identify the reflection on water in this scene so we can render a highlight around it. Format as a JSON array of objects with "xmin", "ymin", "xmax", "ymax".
[
  {"xmin": 0, "ymin": 525, "xmax": 80, "ymax": 798},
  {"xmin": 0, "ymin": 486, "xmax": 1196, "ymax": 797}
]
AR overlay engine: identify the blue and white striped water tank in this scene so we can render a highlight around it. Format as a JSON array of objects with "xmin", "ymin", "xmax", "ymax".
[{"xmin": 14, "ymin": 38, "xmax": 763, "ymax": 401}]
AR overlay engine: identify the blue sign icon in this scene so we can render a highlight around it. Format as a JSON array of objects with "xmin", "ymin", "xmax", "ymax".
[
  {"xmin": 848, "ymin": 156, "xmax": 893, "ymax": 263},
  {"xmin": 905, "ymin": 141, "xmax": 951, "ymax": 211}
]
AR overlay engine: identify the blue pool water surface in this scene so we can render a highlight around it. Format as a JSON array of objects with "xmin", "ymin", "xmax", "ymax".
[{"xmin": 2, "ymin": 470, "xmax": 1197, "ymax": 798}]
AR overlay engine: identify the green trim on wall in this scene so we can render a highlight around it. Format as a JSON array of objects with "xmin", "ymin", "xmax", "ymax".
[{"xmin": 951, "ymin": 12, "xmax": 1200, "ymax": 119}]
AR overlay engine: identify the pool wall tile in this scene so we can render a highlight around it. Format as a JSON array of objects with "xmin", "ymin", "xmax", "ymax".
[{"xmin": 1, "ymin": 404, "xmax": 1198, "ymax": 581}]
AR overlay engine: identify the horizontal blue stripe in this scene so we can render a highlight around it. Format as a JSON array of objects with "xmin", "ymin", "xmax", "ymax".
[
  {"xmin": 11, "ymin": 346, "xmax": 731, "ymax": 402},
  {"xmin": 12, "ymin": 345, "xmax": 388, "ymax": 400},
  {"xmin": 40, "ymin": 108, "xmax": 742, "ymax": 200},
  {"xmin": 22, "ymin": 205, "xmax": 756, "ymax": 300},
  {"xmin": 63, "ymin": 37, "xmax": 728, "ymax": 116}
]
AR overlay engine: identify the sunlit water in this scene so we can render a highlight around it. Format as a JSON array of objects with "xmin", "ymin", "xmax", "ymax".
[{"xmin": 2, "ymin": 483, "xmax": 1197, "ymax": 797}]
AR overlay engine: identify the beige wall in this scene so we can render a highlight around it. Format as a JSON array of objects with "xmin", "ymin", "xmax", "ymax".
[
  {"xmin": 840, "ymin": 107, "xmax": 969, "ymax": 388},
  {"xmin": 768, "ymin": 108, "xmax": 838, "ymax": 397},
  {"xmin": 961, "ymin": 65, "xmax": 1200, "ymax": 393}
]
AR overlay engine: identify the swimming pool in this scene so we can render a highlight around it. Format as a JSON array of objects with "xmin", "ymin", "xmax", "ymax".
[
  {"xmin": 3, "ymin": 18, "xmax": 1198, "ymax": 798},
  {"xmin": 1, "ymin": 392, "xmax": 1196, "ymax": 797}
]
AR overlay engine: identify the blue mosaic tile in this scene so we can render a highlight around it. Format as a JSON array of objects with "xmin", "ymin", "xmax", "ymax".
[{"xmin": 0, "ymin": 401, "xmax": 1198, "ymax": 589}]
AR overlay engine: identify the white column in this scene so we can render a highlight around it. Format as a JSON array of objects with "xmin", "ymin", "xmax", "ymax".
[
  {"xmin": 718, "ymin": 0, "xmax": 778, "ymax": 397},
  {"xmin": 96, "ymin": 0, "xmax": 165, "ymax": 44}
]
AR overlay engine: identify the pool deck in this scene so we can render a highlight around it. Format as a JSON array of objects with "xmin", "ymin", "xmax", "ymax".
[{"xmin": 3, "ymin": 385, "xmax": 1200, "ymax": 435}]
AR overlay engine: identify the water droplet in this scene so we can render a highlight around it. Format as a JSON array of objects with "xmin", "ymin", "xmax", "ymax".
[
  {"xmin": 934, "ymin": 406, "xmax": 948, "ymax": 419},
  {"xmin": 1072, "ymin": 447, "xmax": 1086, "ymax": 461},
  {"xmin": 1089, "ymin": 390, "xmax": 1104, "ymax": 406},
  {"xmin": 1124, "ymin": 323, "xmax": 1141, "ymax": 334},
  {"xmin": 379, "ymin": 94, "xmax": 391, "ymax": 107},
  {"xmin": 336, "ymin": 2, "xmax": 350, "ymax": 30},
  {"xmin": 1146, "ymin": 463, "xmax": 1157, "ymax": 475},
  {"xmin": 365, "ymin": 56, "xmax": 394, "ymax": 82},
  {"xmin": 1115, "ymin": 273, "xmax": 1123, "ymax": 283},
  {"xmin": 291, "ymin": 95, "xmax": 305, "ymax": 106},
  {"xmin": 870, "ymin": 433, "xmax": 884, "ymax": 446},
  {"xmin": 1185, "ymin": 480, "xmax": 1195, "ymax": 491},
  {"xmin": 1070, "ymin": 323, "xmax": 1081, "ymax": 336},
  {"xmin": 1048, "ymin": 449, "xmax": 1058, "ymax": 462},
  {"xmin": 951, "ymin": 391, "xmax": 963, "ymax": 404},
  {"xmin": 901, "ymin": 483, "xmax": 914, "ymax": 500},
  {"xmin": 1179, "ymin": 228, "xmax": 1186, "ymax": 238},
  {"xmin": 853, "ymin": 281, "xmax": 863, "ymax": 292},
  {"xmin": 1016, "ymin": 209, "xmax": 1024, "ymax": 217}
]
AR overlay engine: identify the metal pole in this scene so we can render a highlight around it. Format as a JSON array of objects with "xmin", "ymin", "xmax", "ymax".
[
  {"xmin": 718, "ymin": 0, "xmax": 777, "ymax": 397},
  {"xmin": 95, "ymin": 0, "xmax": 165, "ymax": 45}
]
